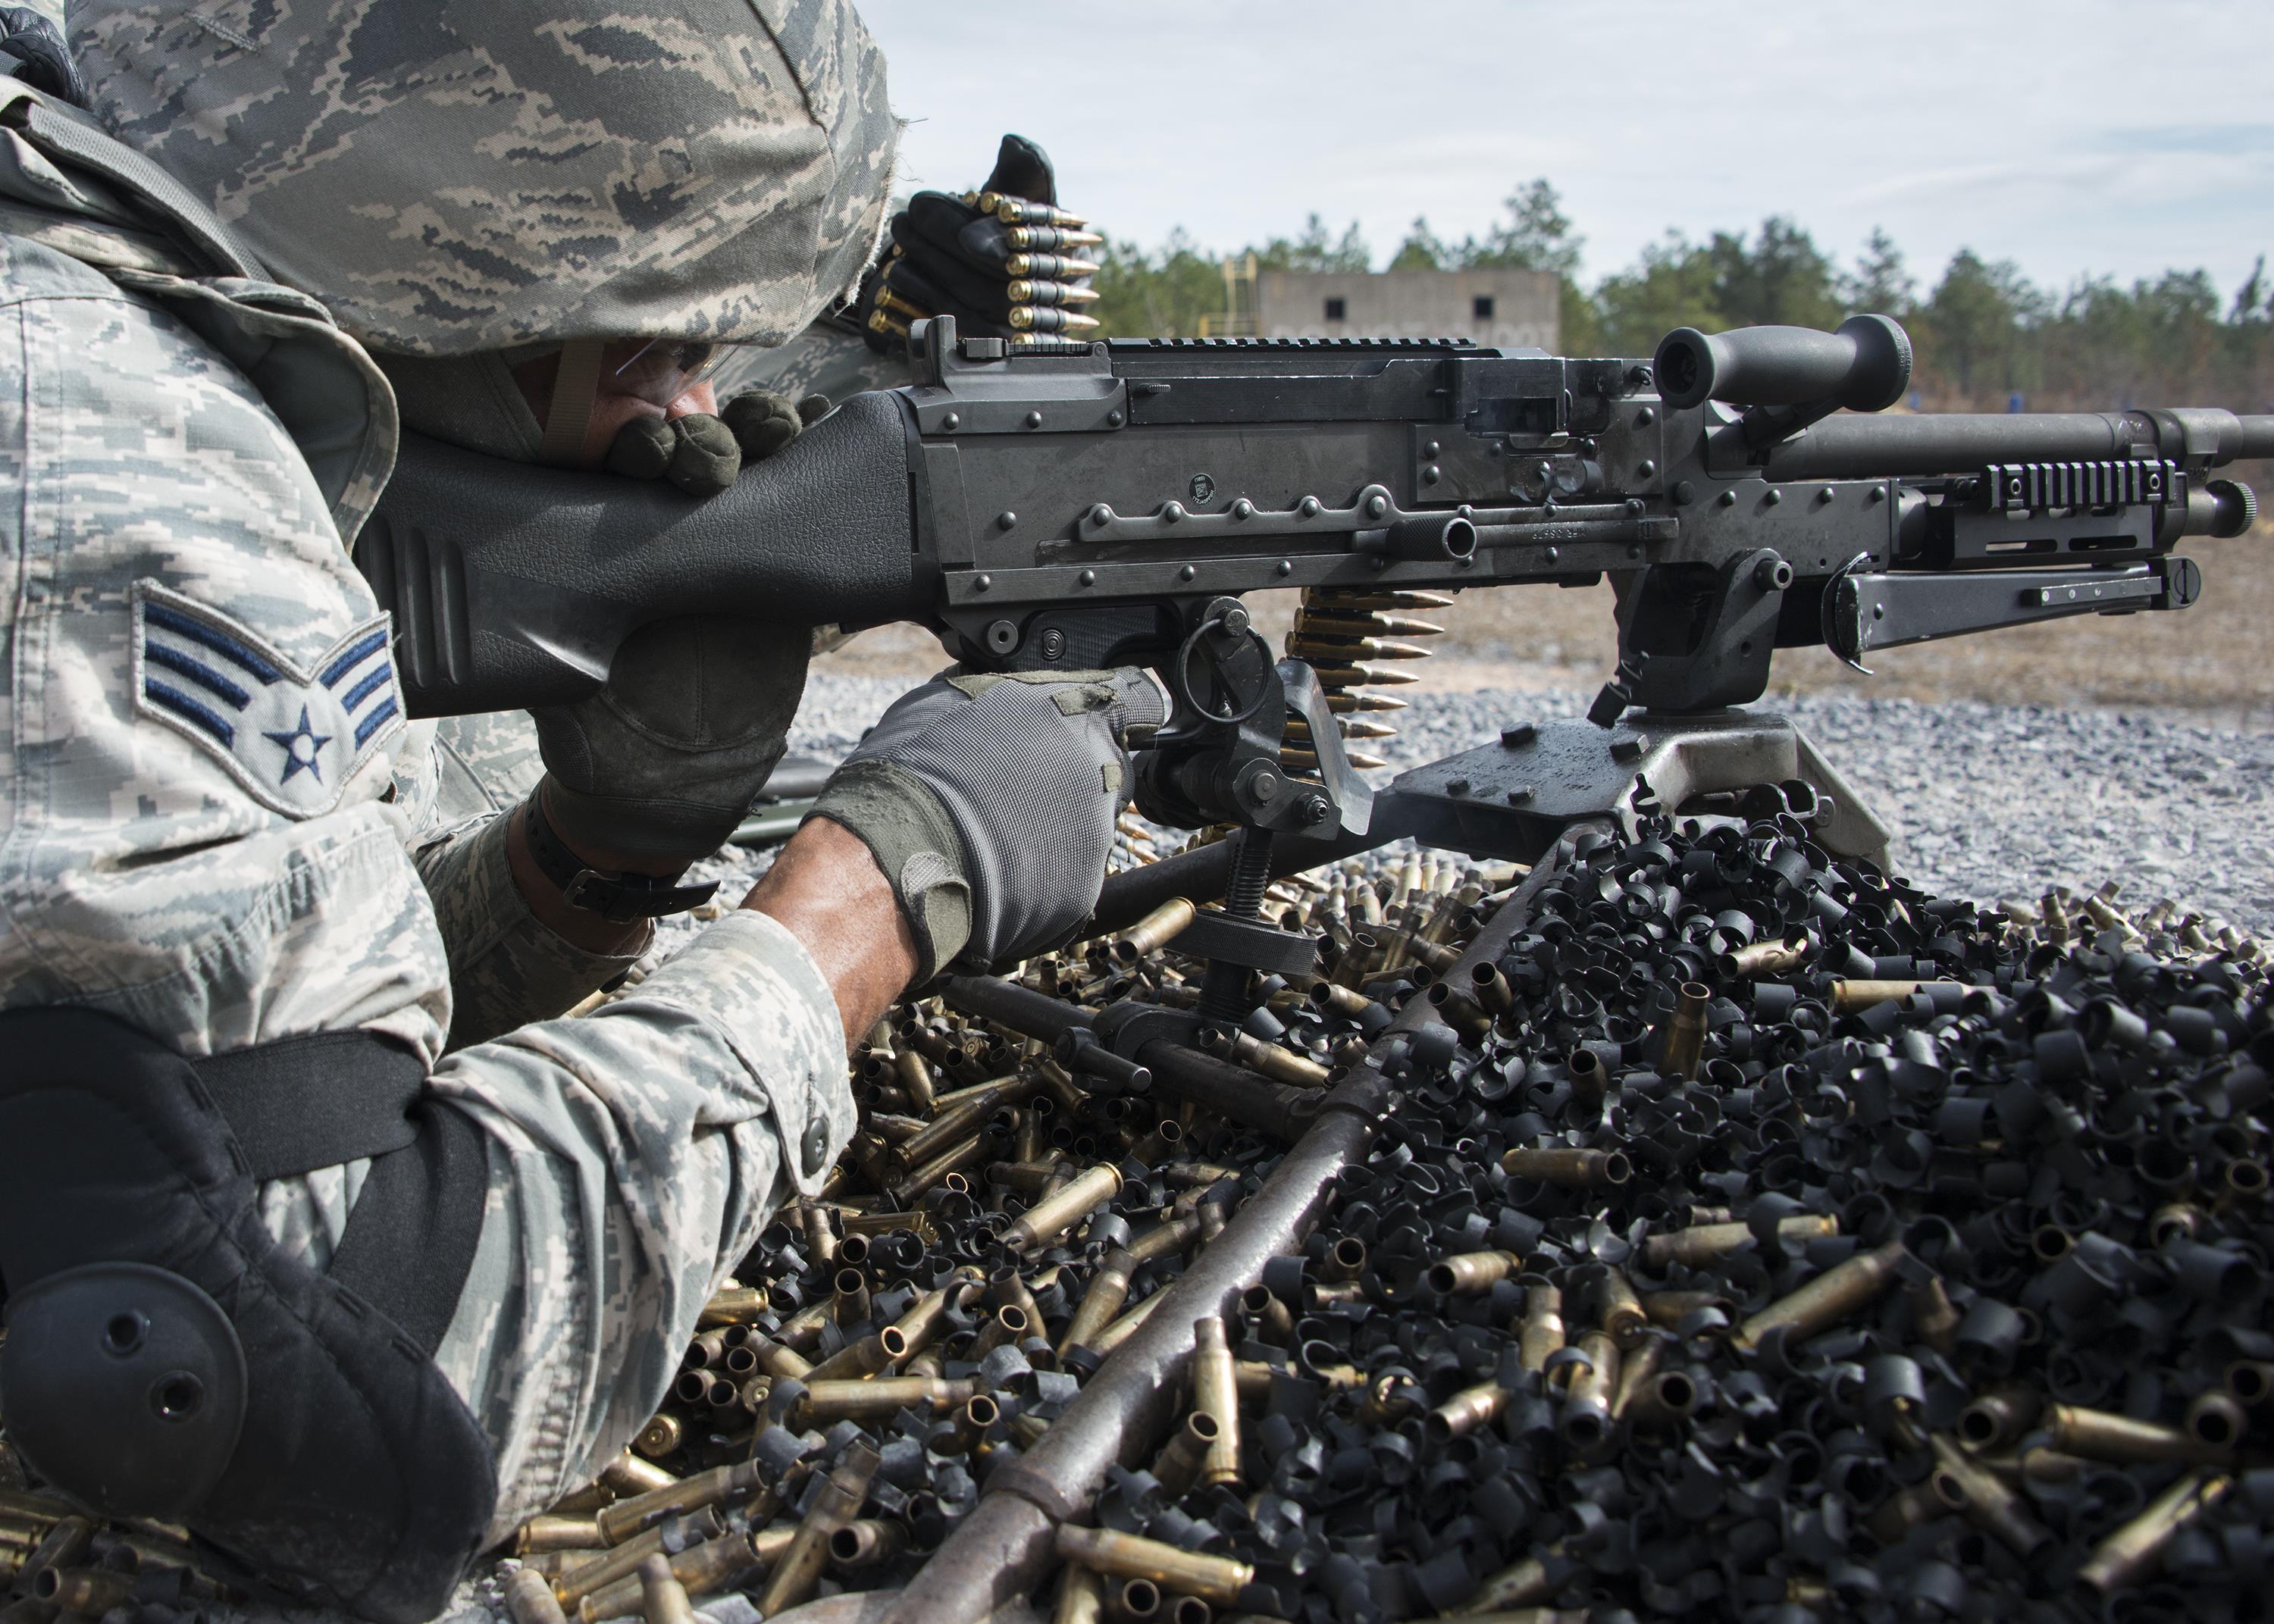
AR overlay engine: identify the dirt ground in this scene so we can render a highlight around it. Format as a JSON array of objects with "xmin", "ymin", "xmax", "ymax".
[{"xmin": 818, "ymin": 527, "xmax": 2274, "ymax": 731}]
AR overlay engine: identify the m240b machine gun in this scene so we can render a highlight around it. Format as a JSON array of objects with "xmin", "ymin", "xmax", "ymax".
[{"xmin": 364, "ymin": 314, "xmax": 2268, "ymax": 1031}]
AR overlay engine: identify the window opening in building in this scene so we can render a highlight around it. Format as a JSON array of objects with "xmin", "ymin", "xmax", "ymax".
[
  {"xmin": 1473, "ymin": 296, "xmax": 1495, "ymax": 320},
  {"xmin": 1323, "ymin": 297, "xmax": 1345, "ymax": 321}
]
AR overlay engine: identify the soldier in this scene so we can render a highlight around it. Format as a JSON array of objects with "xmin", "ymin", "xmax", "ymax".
[{"xmin": 0, "ymin": 6, "xmax": 1161, "ymax": 1621}]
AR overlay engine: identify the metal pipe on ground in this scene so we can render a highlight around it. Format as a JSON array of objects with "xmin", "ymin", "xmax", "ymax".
[{"xmin": 882, "ymin": 830, "xmax": 1597, "ymax": 1624}]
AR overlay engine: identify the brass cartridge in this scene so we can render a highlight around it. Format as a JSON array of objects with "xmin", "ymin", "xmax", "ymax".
[
  {"xmin": 1192, "ymin": 1316, "xmax": 1242, "ymax": 1488},
  {"xmin": 754, "ymin": 1438, "xmax": 881, "ymax": 1618},
  {"xmin": 1004, "ymin": 1163, "xmax": 1122, "ymax": 1251},
  {"xmin": 1055, "ymin": 1526, "xmax": 1254, "ymax": 1610},
  {"xmin": 1734, "ymin": 1239, "xmax": 1908, "ymax": 1350},
  {"xmin": 1499, "ymin": 1147, "xmax": 1631, "ymax": 1187}
]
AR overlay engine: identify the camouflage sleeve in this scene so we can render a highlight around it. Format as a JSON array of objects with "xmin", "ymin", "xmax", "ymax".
[
  {"xmin": 0, "ymin": 233, "xmax": 855, "ymax": 1547},
  {"xmin": 426, "ymin": 910, "xmax": 853, "ymax": 1539}
]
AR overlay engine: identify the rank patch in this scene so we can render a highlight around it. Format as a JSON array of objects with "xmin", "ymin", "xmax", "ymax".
[{"xmin": 130, "ymin": 580, "xmax": 403, "ymax": 818}]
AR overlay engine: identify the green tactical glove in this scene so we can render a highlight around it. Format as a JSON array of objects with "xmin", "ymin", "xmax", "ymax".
[
  {"xmin": 600, "ymin": 390, "xmax": 832, "ymax": 496},
  {"xmin": 807, "ymin": 668, "xmax": 1167, "ymax": 978},
  {"xmin": 857, "ymin": 134, "xmax": 1101, "ymax": 350}
]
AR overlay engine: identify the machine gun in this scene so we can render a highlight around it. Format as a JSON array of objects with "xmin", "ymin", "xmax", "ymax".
[{"xmin": 363, "ymin": 314, "xmax": 2267, "ymax": 1028}]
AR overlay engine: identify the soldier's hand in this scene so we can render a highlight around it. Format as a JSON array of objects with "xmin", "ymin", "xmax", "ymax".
[
  {"xmin": 859, "ymin": 134, "xmax": 1101, "ymax": 351},
  {"xmin": 600, "ymin": 390, "xmax": 831, "ymax": 498},
  {"xmin": 528, "ymin": 619, "xmax": 809, "ymax": 914},
  {"xmin": 804, "ymin": 667, "xmax": 1167, "ymax": 980}
]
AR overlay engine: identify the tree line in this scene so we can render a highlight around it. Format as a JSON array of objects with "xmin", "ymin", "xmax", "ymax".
[{"xmin": 1088, "ymin": 181, "xmax": 2274, "ymax": 415}]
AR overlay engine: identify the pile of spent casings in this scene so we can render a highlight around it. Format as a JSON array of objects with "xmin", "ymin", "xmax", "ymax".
[{"xmin": 496, "ymin": 799, "xmax": 2270, "ymax": 1624}]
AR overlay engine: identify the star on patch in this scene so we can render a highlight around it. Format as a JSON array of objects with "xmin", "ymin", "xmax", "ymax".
[{"xmin": 263, "ymin": 704, "xmax": 333, "ymax": 785}]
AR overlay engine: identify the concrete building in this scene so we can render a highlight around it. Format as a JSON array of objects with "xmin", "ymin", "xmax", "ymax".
[{"xmin": 1254, "ymin": 268, "xmax": 1558, "ymax": 350}]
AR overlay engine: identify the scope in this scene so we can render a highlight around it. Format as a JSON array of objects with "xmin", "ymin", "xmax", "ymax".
[{"xmin": 1654, "ymin": 314, "xmax": 1912, "ymax": 413}]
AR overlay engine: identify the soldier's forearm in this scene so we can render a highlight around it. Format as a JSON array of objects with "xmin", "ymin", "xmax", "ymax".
[{"xmin": 743, "ymin": 817, "xmax": 918, "ymax": 1050}]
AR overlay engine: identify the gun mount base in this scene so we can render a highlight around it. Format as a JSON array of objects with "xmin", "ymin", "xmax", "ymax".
[{"xmin": 1380, "ymin": 709, "xmax": 1890, "ymax": 870}]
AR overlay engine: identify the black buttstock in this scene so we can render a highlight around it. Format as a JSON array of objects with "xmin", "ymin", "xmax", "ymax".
[{"xmin": 359, "ymin": 391, "xmax": 926, "ymax": 717}]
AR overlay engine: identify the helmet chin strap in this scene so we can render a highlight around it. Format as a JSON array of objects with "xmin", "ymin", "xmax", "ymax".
[{"xmin": 539, "ymin": 337, "xmax": 606, "ymax": 467}]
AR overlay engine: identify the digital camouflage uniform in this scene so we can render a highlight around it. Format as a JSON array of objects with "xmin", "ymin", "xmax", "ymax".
[{"xmin": 3, "ymin": 0, "xmax": 897, "ymax": 1548}]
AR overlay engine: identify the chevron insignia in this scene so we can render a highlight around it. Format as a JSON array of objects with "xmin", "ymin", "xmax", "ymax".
[{"xmin": 130, "ymin": 580, "xmax": 404, "ymax": 818}]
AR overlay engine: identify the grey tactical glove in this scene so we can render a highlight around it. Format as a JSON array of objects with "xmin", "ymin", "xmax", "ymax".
[{"xmin": 808, "ymin": 668, "xmax": 1167, "ymax": 979}]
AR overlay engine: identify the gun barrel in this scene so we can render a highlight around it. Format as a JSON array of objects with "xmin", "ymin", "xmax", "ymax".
[{"xmin": 1758, "ymin": 408, "xmax": 2272, "ymax": 482}]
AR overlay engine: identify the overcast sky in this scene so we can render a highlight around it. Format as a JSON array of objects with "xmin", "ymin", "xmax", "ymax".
[{"xmin": 857, "ymin": 0, "xmax": 2273, "ymax": 304}]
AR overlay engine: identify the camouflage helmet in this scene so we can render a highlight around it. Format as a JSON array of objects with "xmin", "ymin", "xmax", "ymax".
[{"xmin": 71, "ymin": 0, "xmax": 897, "ymax": 357}]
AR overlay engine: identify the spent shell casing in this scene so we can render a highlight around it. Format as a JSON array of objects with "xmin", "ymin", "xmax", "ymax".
[
  {"xmin": 1519, "ymin": 1283, "xmax": 1566, "ymax": 1374},
  {"xmin": 1211, "ymin": 1027, "xmax": 1329, "ymax": 1087},
  {"xmin": 553, "ymin": 1507, "xmax": 726, "ymax": 1607},
  {"xmin": 755, "ymin": 1438, "xmax": 881, "ymax": 1618},
  {"xmin": 939, "ymin": 1393, "xmax": 1001, "ymax": 1457},
  {"xmin": 2047, "ymin": 1403, "xmax": 2229, "ymax": 1463},
  {"xmin": 1004, "ymin": 1162, "xmax": 1122, "ymax": 1250},
  {"xmin": 2186, "ymin": 1388, "xmax": 2249, "ymax": 1450},
  {"xmin": 1060, "ymin": 1247, "xmax": 1136, "ymax": 1354},
  {"xmin": 1089, "ymin": 1289, "xmax": 1164, "ymax": 1358},
  {"xmin": 506, "ymin": 1568, "xmax": 571, "ymax": 1624},
  {"xmin": 1654, "ymin": 981, "xmax": 1709, "ymax": 1081},
  {"xmin": 1624, "ymin": 1366, "xmax": 1702, "ymax": 1434},
  {"xmin": 694, "ymin": 1286, "xmax": 768, "ymax": 1327},
  {"xmin": 595, "ymin": 1459, "xmax": 761, "ymax": 1545},
  {"xmin": 1958, "ymin": 1385, "xmax": 2043, "ymax": 1451},
  {"xmin": 1455, "ymin": 1545, "xmax": 1561, "ymax": 1613},
  {"xmin": 1640, "ymin": 1288, "xmax": 1732, "ymax": 1327},
  {"xmin": 1640, "ymin": 1216, "xmax": 1840, "ymax": 1270},
  {"xmin": 1868, "ymin": 1471, "xmax": 1970, "ymax": 1543},
  {"xmin": 1127, "ymin": 1212, "xmax": 1201, "ymax": 1266},
  {"xmin": 1718, "ymin": 937, "xmax": 1809, "ymax": 977},
  {"xmin": 518, "ymin": 1515, "xmax": 605, "ymax": 1556},
  {"xmin": 636, "ymin": 1555, "xmax": 697, "ymax": 1624},
  {"xmin": 1734, "ymin": 1239, "xmax": 1909, "ymax": 1350},
  {"xmin": 798, "ymin": 1377, "xmax": 976, "ymax": 1425},
  {"xmin": 2078, "ymin": 1469, "xmax": 2230, "ymax": 1593},
  {"xmin": 36, "ymin": 1569, "xmax": 136, "ymax": 1616},
  {"xmin": 1429, "ymin": 1250, "xmax": 1525, "ymax": 1296},
  {"xmin": 1427, "ymin": 1380, "xmax": 1512, "ymax": 1441},
  {"xmin": 1500, "ymin": 1147, "xmax": 1631, "ymax": 1187},
  {"xmin": 827, "ymin": 1519, "xmax": 908, "ymax": 1571},
  {"xmin": 1606, "ymin": 1337, "xmax": 1662, "ymax": 1421},
  {"xmin": 1596, "ymin": 1266, "xmax": 1648, "ymax": 1349},
  {"xmin": 1192, "ymin": 1316, "xmax": 1243, "ymax": 1487},
  {"xmin": 599, "ymin": 1452, "xmax": 678, "ymax": 1498},
  {"xmin": 1148, "ymin": 1411, "xmax": 1220, "ymax": 1498},
  {"xmin": 1112, "ymin": 897, "xmax": 1196, "ymax": 962},
  {"xmin": 1828, "ymin": 978, "xmax": 1956, "ymax": 1011},
  {"xmin": 1560, "ymin": 1331, "xmax": 1623, "ymax": 1450},
  {"xmin": 1928, "ymin": 1434, "xmax": 2053, "ymax": 1557},
  {"xmin": 1054, "ymin": 1564, "xmax": 1107, "ymax": 1624},
  {"xmin": 580, "ymin": 1529, "xmax": 793, "ymax": 1622},
  {"xmin": 1055, "ymin": 1526, "xmax": 1254, "ymax": 1609}
]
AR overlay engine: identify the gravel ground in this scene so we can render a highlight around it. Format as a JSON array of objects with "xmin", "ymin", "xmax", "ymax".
[{"xmin": 785, "ymin": 674, "xmax": 2274, "ymax": 934}]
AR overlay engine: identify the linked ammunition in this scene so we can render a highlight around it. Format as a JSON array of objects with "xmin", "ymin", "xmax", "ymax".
[
  {"xmin": 1499, "ymin": 1147, "xmax": 1631, "ymax": 1187},
  {"xmin": 1192, "ymin": 1316, "xmax": 1242, "ymax": 1487},
  {"xmin": 2077, "ymin": 1469, "xmax": 2230, "ymax": 1593},
  {"xmin": 1004, "ymin": 1162, "xmax": 1123, "ymax": 1250},
  {"xmin": 1733, "ymin": 1239, "xmax": 1908, "ymax": 1350},
  {"xmin": 755, "ymin": 1438, "xmax": 882, "ymax": 1617},
  {"xmin": 1055, "ymin": 1526, "xmax": 1255, "ymax": 1610}
]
